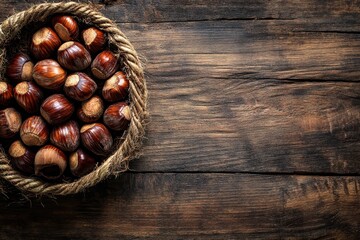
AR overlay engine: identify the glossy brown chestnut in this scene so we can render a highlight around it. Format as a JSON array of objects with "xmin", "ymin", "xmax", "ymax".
[
  {"xmin": 5, "ymin": 53, "xmax": 33, "ymax": 83},
  {"xmin": 35, "ymin": 145, "xmax": 67, "ymax": 180},
  {"xmin": 82, "ymin": 27, "xmax": 106, "ymax": 54},
  {"xmin": 0, "ymin": 108, "xmax": 22, "ymax": 139},
  {"xmin": 20, "ymin": 116, "xmax": 48, "ymax": 147},
  {"xmin": 64, "ymin": 72, "xmax": 97, "ymax": 101},
  {"xmin": 91, "ymin": 51, "xmax": 119, "ymax": 80},
  {"xmin": 8, "ymin": 140, "xmax": 35, "ymax": 175},
  {"xmin": 14, "ymin": 81, "xmax": 43, "ymax": 113},
  {"xmin": 33, "ymin": 59, "xmax": 67, "ymax": 90},
  {"xmin": 80, "ymin": 123, "xmax": 113, "ymax": 156},
  {"xmin": 77, "ymin": 96, "xmax": 104, "ymax": 123},
  {"xmin": 0, "ymin": 82, "xmax": 13, "ymax": 107},
  {"xmin": 69, "ymin": 148, "xmax": 97, "ymax": 177},
  {"xmin": 103, "ymin": 102, "xmax": 131, "ymax": 131},
  {"xmin": 52, "ymin": 15, "xmax": 79, "ymax": 41},
  {"xmin": 30, "ymin": 27, "xmax": 62, "ymax": 60},
  {"xmin": 58, "ymin": 41, "xmax": 91, "ymax": 71},
  {"xmin": 50, "ymin": 120, "xmax": 80, "ymax": 152},
  {"xmin": 40, "ymin": 94, "xmax": 74, "ymax": 125},
  {"xmin": 102, "ymin": 71, "xmax": 129, "ymax": 102}
]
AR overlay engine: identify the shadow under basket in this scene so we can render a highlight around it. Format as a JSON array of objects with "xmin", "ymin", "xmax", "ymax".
[{"xmin": 0, "ymin": 2, "xmax": 148, "ymax": 196}]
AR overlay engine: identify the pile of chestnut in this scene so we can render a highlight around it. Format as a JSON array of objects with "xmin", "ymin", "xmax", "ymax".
[{"xmin": 0, "ymin": 15, "xmax": 131, "ymax": 181}]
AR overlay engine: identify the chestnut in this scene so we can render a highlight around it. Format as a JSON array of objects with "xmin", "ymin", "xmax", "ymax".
[
  {"xmin": 102, "ymin": 71, "xmax": 129, "ymax": 102},
  {"xmin": 50, "ymin": 120, "xmax": 80, "ymax": 152},
  {"xmin": 80, "ymin": 123, "xmax": 113, "ymax": 156},
  {"xmin": 0, "ymin": 82, "xmax": 13, "ymax": 107},
  {"xmin": 64, "ymin": 72, "xmax": 97, "ymax": 101},
  {"xmin": 77, "ymin": 95, "xmax": 104, "ymax": 123},
  {"xmin": 35, "ymin": 145, "xmax": 67, "ymax": 180},
  {"xmin": 82, "ymin": 27, "xmax": 106, "ymax": 53},
  {"xmin": 5, "ymin": 53, "xmax": 33, "ymax": 83},
  {"xmin": 30, "ymin": 27, "xmax": 62, "ymax": 60},
  {"xmin": 0, "ymin": 108, "xmax": 22, "ymax": 139},
  {"xmin": 33, "ymin": 59, "xmax": 67, "ymax": 90},
  {"xmin": 40, "ymin": 94, "xmax": 74, "ymax": 125},
  {"xmin": 52, "ymin": 15, "xmax": 79, "ymax": 41},
  {"xmin": 91, "ymin": 50, "xmax": 119, "ymax": 80},
  {"xmin": 20, "ymin": 116, "xmax": 48, "ymax": 147},
  {"xmin": 14, "ymin": 81, "xmax": 43, "ymax": 113},
  {"xmin": 69, "ymin": 148, "xmax": 97, "ymax": 177},
  {"xmin": 57, "ymin": 41, "xmax": 91, "ymax": 71},
  {"xmin": 8, "ymin": 140, "xmax": 35, "ymax": 175},
  {"xmin": 103, "ymin": 102, "xmax": 131, "ymax": 131}
]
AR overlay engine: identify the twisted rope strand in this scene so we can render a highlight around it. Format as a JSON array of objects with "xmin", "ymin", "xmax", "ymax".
[{"xmin": 0, "ymin": 2, "xmax": 148, "ymax": 195}]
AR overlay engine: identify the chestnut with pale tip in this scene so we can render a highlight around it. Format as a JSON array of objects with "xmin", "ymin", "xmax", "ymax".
[
  {"xmin": 52, "ymin": 15, "xmax": 79, "ymax": 41},
  {"xmin": 33, "ymin": 59, "xmax": 67, "ymax": 90},
  {"xmin": 35, "ymin": 145, "xmax": 67, "ymax": 180},
  {"xmin": 82, "ymin": 27, "xmax": 106, "ymax": 53},
  {"xmin": 70, "ymin": 148, "xmax": 97, "ymax": 177},
  {"xmin": 0, "ymin": 108, "xmax": 22, "ymax": 139},
  {"xmin": 80, "ymin": 123, "xmax": 113, "ymax": 156},
  {"xmin": 64, "ymin": 72, "xmax": 97, "ymax": 101},
  {"xmin": 50, "ymin": 120, "xmax": 80, "ymax": 152},
  {"xmin": 9, "ymin": 140, "xmax": 35, "ymax": 175},
  {"xmin": 40, "ymin": 94, "xmax": 74, "ymax": 125},
  {"xmin": 58, "ymin": 41, "xmax": 91, "ymax": 71},
  {"xmin": 91, "ymin": 50, "xmax": 119, "ymax": 80},
  {"xmin": 77, "ymin": 95, "xmax": 104, "ymax": 123},
  {"xmin": 5, "ymin": 53, "xmax": 34, "ymax": 83},
  {"xmin": 102, "ymin": 71, "xmax": 129, "ymax": 102},
  {"xmin": 20, "ymin": 116, "xmax": 48, "ymax": 147},
  {"xmin": 0, "ymin": 82, "xmax": 13, "ymax": 107},
  {"xmin": 30, "ymin": 27, "xmax": 62, "ymax": 60},
  {"xmin": 103, "ymin": 102, "xmax": 131, "ymax": 131},
  {"xmin": 14, "ymin": 81, "xmax": 43, "ymax": 113}
]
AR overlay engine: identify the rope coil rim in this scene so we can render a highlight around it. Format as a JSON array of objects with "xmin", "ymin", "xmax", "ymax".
[{"xmin": 0, "ymin": 2, "xmax": 148, "ymax": 195}]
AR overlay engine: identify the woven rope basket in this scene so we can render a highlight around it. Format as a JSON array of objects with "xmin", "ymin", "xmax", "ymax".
[{"xmin": 0, "ymin": 2, "xmax": 148, "ymax": 196}]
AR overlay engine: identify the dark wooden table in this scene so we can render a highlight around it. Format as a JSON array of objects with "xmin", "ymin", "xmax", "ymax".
[{"xmin": 1, "ymin": 0, "xmax": 360, "ymax": 239}]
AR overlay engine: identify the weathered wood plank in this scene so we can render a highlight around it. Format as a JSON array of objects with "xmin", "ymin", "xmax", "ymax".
[
  {"xmin": 134, "ymin": 79, "xmax": 360, "ymax": 173},
  {"xmin": 1, "ymin": 173, "xmax": 360, "ymax": 239},
  {"xmin": 124, "ymin": 21, "xmax": 360, "ymax": 81},
  {"xmin": 0, "ymin": 0, "xmax": 360, "ymax": 28}
]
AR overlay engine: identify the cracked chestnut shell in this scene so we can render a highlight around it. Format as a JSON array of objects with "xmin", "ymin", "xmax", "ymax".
[
  {"xmin": 80, "ymin": 123, "xmax": 113, "ymax": 156},
  {"xmin": 69, "ymin": 148, "xmax": 97, "ymax": 177},
  {"xmin": 64, "ymin": 72, "xmax": 97, "ymax": 101},
  {"xmin": 82, "ymin": 27, "xmax": 106, "ymax": 54},
  {"xmin": 20, "ymin": 116, "xmax": 48, "ymax": 147},
  {"xmin": 40, "ymin": 94, "xmax": 74, "ymax": 125},
  {"xmin": 30, "ymin": 27, "xmax": 62, "ymax": 60},
  {"xmin": 103, "ymin": 102, "xmax": 131, "ymax": 131},
  {"xmin": 35, "ymin": 145, "xmax": 67, "ymax": 180},
  {"xmin": 5, "ymin": 53, "xmax": 34, "ymax": 83},
  {"xmin": 58, "ymin": 41, "xmax": 91, "ymax": 71},
  {"xmin": 102, "ymin": 71, "xmax": 129, "ymax": 102},
  {"xmin": 0, "ymin": 82, "xmax": 13, "ymax": 107},
  {"xmin": 91, "ymin": 51, "xmax": 118, "ymax": 80},
  {"xmin": 33, "ymin": 59, "xmax": 67, "ymax": 90},
  {"xmin": 14, "ymin": 81, "xmax": 43, "ymax": 113},
  {"xmin": 77, "ymin": 95, "xmax": 104, "ymax": 123},
  {"xmin": 0, "ymin": 108, "xmax": 22, "ymax": 139},
  {"xmin": 52, "ymin": 15, "xmax": 79, "ymax": 41},
  {"xmin": 50, "ymin": 120, "xmax": 80, "ymax": 152},
  {"xmin": 9, "ymin": 140, "xmax": 35, "ymax": 175}
]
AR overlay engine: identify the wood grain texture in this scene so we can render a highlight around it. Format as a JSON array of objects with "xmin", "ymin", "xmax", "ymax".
[
  {"xmin": 117, "ymin": 20, "xmax": 360, "ymax": 173},
  {"xmin": 1, "ymin": 0, "xmax": 360, "ymax": 239},
  {"xmin": 1, "ymin": 173, "xmax": 360, "ymax": 239}
]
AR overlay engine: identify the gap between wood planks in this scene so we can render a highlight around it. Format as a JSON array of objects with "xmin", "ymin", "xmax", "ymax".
[{"xmin": 126, "ymin": 170, "xmax": 360, "ymax": 177}]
